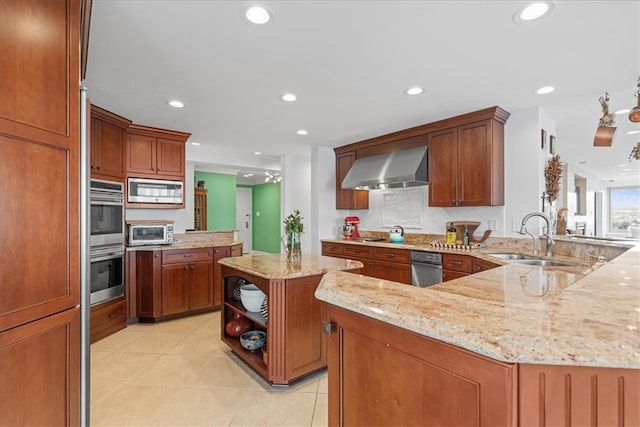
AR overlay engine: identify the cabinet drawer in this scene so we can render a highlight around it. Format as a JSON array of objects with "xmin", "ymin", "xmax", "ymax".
[
  {"xmin": 162, "ymin": 248, "xmax": 213, "ymax": 264},
  {"xmin": 442, "ymin": 254, "xmax": 472, "ymax": 273},
  {"xmin": 90, "ymin": 298, "xmax": 126, "ymax": 343},
  {"xmin": 322, "ymin": 242, "xmax": 344, "ymax": 256},
  {"xmin": 373, "ymin": 247, "xmax": 410, "ymax": 264},
  {"xmin": 442, "ymin": 270, "xmax": 468, "ymax": 282},
  {"xmin": 343, "ymin": 245, "xmax": 372, "ymax": 259},
  {"xmin": 472, "ymin": 258, "xmax": 500, "ymax": 273}
]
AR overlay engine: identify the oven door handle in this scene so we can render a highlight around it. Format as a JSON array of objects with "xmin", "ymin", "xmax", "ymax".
[
  {"xmin": 90, "ymin": 197, "xmax": 124, "ymax": 205},
  {"xmin": 90, "ymin": 249, "xmax": 124, "ymax": 262}
]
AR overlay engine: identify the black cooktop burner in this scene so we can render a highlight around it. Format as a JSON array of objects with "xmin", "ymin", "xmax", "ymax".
[{"xmin": 354, "ymin": 237, "xmax": 386, "ymax": 242}]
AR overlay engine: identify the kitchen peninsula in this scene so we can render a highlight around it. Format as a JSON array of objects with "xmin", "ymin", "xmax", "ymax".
[
  {"xmin": 218, "ymin": 253, "xmax": 362, "ymax": 385},
  {"xmin": 316, "ymin": 241, "xmax": 640, "ymax": 426}
]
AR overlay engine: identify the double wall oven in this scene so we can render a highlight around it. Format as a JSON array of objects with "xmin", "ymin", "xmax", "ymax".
[{"xmin": 90, "ymin": 179, "xmax": 125, "ymax": 305}]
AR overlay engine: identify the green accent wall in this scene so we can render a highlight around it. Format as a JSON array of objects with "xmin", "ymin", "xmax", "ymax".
[
  {"xmin": 253, "ymin": 183, "xmax": 281, "ymax": 253},
  {"xmin": 194, "ymin": 171, "xmax": 237, "ymax": 230}
]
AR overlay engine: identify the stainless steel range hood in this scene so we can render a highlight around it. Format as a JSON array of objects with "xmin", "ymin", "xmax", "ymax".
[{"xmin": 342, "ymin": 145, "xmax": 428, "ymax": 190}]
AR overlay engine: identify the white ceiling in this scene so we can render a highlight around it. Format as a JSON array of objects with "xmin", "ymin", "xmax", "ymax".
[{"xmin": 84, "ymin": 0, "xmax": 640, "ymax": 186}]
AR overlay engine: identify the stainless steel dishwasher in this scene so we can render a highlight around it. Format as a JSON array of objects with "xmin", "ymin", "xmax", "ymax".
[{"xmin": 410, "ymin": 251, "xmax": 443, "ymax": 287}]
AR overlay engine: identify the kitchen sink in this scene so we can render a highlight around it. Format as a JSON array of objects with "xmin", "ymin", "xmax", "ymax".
[{"xmin": 486, "ymin": 253, "xmax": 578, "ymax": 267}]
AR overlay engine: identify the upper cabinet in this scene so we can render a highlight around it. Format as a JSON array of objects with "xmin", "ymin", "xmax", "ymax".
[
  {"xmin": 333, "ymin": 106, "xmax": 509, "ymax": 209},
  {"xmin": 335, "ymin": 151, "xmax": 369, "ymax": 210},
  {"xmin": 428, "ymin": 117, "xmax": 506, "ymax": 207},
  {"xmin": 126, "ymin": 124, "xmax": 191, "ymax": 180},
  {"xmin": 90, "ymin": 105, "xmax": 131, "ymax": 181}
]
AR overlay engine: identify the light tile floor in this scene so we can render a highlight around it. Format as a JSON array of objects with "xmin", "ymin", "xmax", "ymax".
[{"xmin": 90, "ymin": 311, "xmax": 328, "ymax": 426}]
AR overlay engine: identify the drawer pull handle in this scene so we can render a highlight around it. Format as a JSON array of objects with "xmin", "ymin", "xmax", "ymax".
[
  {"xmin": 450, "ymin": 261, "xmax": 462, "ymax": 266},
  {"xmin": 183, "ymin": 254, "xmax": 194, "ymax": 257},
  {"xmin": 109, "ymin": 312, "xmax": 117, "ymax": 318},
  {"xmin": 387, "ymin": 254, "xmax": 395, "ymax": 258}
]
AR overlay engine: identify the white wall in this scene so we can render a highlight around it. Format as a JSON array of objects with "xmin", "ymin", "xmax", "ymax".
[
  {"xmin": 281, "ymin": 154, "xmax": 312, "ymax": 254},
  {"xmin": 311, "ymin": 145, "xmax": 343, "ymax": 254}
]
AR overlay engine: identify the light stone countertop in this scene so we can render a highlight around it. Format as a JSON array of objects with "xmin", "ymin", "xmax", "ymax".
[
  {"xmin": 127, "ymin": 240, "xmax": 243, "ymax": 251},
  {"xmin": 218, "ymin": 253, "xmax": 363, "ymax": 280},
  {"xmin": 315, "ymin": 242, "xmax": 640, "ymax": 369}
]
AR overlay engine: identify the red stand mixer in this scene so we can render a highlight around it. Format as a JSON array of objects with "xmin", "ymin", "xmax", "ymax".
[{"xmin": 340, "ymin": 216, "xmax": 361, "ymax": 240}]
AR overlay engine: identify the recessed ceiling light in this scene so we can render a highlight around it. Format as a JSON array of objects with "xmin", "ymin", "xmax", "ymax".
[
  {"xmin": 246, "ymin": 6, "xmax": 270, "ymax": 24},
  {"xmin": 625, "ymin": 130, "xmax": 640, "ymax": 135},
  {"xmin": 281, "ymin": 93, "xmax": 297, "ymax": 102},
  {"xmin": 255, "ymin": 151, "xmax": 262, "ymax": 155},
  {"xmin": 167, "ymin": 100, "xmax": 184, "ymax": 108},
  {"xmin": 514, "ymin": 2, "xmax": 554, "ymax": 23},
  {"xmin": 405, "ymin": 87, "xmax": 424, "ymax": 96},
  {"xmin": 618, "ymin": 164, "xmax": 627, "ymax": 167},
  {"xmin": 296, "ymin": 129, "xmax": 308, "ymax": 135},
  {"xmin": 616, "ymin": 108, "xmax": 631, "ymax": 115},
  {"xmin": 190, "ymin": 142, "xmax": 200, "ymax": 146},
  {"xmin": 534, "ymin": 85, "xmax": 556, "ymax": 95}
]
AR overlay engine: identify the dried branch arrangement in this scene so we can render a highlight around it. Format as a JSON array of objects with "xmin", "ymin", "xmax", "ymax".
[{"xmin": 545, "ymin": 155, "xmax": 562, "ymax": 204}]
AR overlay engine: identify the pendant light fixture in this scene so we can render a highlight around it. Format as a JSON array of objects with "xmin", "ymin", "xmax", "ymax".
[
  {"xmin": 629, "ymin": 77, "xmax": 640, "ymax": 123},
  {"xmin": 594, "ymin": 92, "xmax": 616, "ymax": 146}
]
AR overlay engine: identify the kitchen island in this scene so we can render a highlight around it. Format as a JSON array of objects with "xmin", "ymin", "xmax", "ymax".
[
  {"xmin": 218, "ymin": 253, "xmax": 362, "ymax": 386},
  {"xmin": 315, "ymin": 242, "xmax": 640, "ymax": 425}
]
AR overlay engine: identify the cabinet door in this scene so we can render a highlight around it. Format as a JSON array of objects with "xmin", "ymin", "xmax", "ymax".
[
  {"xmin": 472, "ymin": 257, "xmax": 500, "ymax": 273},
  {"xmin": 427, "ymin": 128, "xmax": 458, "ymax": 207},
  {"xmin": 161, "ymin": 263, "xmax": 190, "ymax": 316},
  {"xmin": 457, "ymin": 121, "xmax": 493, "ymax": 206},
  {"xmin": 126, "ymin": 133, "xmax": 157, "ymax": 175},
  {"xmin": 336, "ymin": 152, "xmax": 368, "ymax": 210},
  {"xmin": 0, "ymin": 308, "xmax": 79, "ymax": 426},
  {"xmin": 442, "ymin": 269, "xmax": 468, "ymax": 282},
  {"xmin": 157, "ymin": 138, "xmax": 185, "ymax": 176},
  {"xmin": 189, "ymin": 261, "xmax": 214, "ymax": 311},
  {"xmin": 91, "ymin": 115, "xmax": 126, "ymax": 179},
  {"xmin": 370, "ymin": 261, "xmax": 411, "ymax": 284},
  {"xmin": 213, "ymin": 247, "xmax": 231, "ymax": 308}
]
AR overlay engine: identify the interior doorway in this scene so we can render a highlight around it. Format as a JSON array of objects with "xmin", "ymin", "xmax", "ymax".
[{"xmin": 236, "ymin": 188, "xmax": 252, "ymax": 253}]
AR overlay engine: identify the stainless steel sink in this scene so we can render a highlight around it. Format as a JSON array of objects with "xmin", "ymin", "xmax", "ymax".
[{"xmin": 486, "ymin": 253, "xmax": 578, "ymax": 267}]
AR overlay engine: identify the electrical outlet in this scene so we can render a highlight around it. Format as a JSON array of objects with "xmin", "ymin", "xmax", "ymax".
[
  {"xmin": 256, "ymin": 211, "xmax": 260, "ymax": 217},
  {"xmin": 512, "ymin": 220, "xmax": 520, "ymax": 232},
  {"xmin": 488, "ymin": 219, "xmax": 496, "ymax": 230}
]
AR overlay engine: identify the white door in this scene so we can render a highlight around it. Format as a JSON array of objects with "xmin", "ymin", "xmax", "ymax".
[{"xmin": 236, "ymin": 188, "xmax": 252, "ymax": 253}]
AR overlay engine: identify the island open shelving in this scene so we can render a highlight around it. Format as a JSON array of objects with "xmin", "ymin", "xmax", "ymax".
[{"xmin": 218, "ymin": 253, "xmax": 363, "ymax": 386}]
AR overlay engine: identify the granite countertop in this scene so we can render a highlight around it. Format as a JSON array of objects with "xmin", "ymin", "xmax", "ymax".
[
  {"xmin": 127, "ymin": 240, "xmax": 244, "ymax": 251},
  {"xmin": 218, "ymin": 253, "xmax": 364, "ymax": 280},
  {"xmin": 315, "ymin": 242, "xmax": 640, "ymax": 369}
]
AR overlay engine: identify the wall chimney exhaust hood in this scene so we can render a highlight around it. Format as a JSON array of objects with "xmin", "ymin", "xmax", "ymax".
[{"xmin": 341, "ymin": 145, "xmax": 428, "ymax": 190}]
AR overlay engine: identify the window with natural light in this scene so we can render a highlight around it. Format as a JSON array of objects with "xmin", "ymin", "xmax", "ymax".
[{"xmin": 609, "ymin": 186, "xmax": 640, "ymax": 233}]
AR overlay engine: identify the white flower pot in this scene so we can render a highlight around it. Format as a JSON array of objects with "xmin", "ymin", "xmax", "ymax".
[{"xmin": 629, "ymin": 226, "xmax": 640, "ymax": 239}]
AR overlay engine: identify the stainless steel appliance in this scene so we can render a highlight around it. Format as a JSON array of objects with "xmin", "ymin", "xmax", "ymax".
[
  {"xmin": 90, "ymin": 179, "xmax": 124, "ymax": 246},
  {"xmin": 89, "ymin": 243, "xmax": 125, "ymax": 305},
  {"xmin": 127, "ymin": 177, "xmax": 183, "ymax": 204},
  {"xmin": 127, "ymin": 221, "xmax": 174, "ymax": 246},
  {"xmin": 411, "ymin": 251, "xmax": 442, "ymax": 287}
]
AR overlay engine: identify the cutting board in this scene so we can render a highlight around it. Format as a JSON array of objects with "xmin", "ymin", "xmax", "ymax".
[{"xmin": 448, "ymin": 221, "xmax": 491, "ymax": 243}]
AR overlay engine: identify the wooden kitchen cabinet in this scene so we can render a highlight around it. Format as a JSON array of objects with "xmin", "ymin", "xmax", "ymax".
[
  {"xmin": 134, "ymin": 245, "xmax": 236, "ymax": 321},
  {"xmin": 90, "ymin": 296, "xmax": 126, "ymax": 343},
  {"xmin": 90, "ymin": 105, "xmax": 131, "ymax": 181},
  {"xmin": 472, "ymin": 257, "xmax": 500, "ymax": 273},
  {"xmin": 0, "ymin": 0, "xmax": 83, "ymax": 424},
  {"xmin": 428, "ymin": 116, "xmax": 507, "ymax": 207},
  {"xmin": 194, "ymin": 188, "xmax": 207, "ymax": 230},
  {"xmin": 370, "ymin": 247, "xmax": 411, "ymax": 283},
  {"xmin": 442, "ymin": 253, "xmax": 472, "ymax": 282},
  {"xmin": 126, "ymin": 124, "xmax": 191, "ymax": 180},
  {"xmin": 221, "ymin": 267, "xmax": 328, "ymax": 385},
  {"xmin": 161, "ymin": 248, "xmax": 213, "ymax": 316},
  {"xmin": 213, "ymin": 246, "xmax": 231, "ymax": 308},
  {"xmin": 325, "ymin": 304, "xmax": 517, "ymax": 426},
  {"xmin": 335, "ymin": 151, "xmax": 369, "ymax": 210}
]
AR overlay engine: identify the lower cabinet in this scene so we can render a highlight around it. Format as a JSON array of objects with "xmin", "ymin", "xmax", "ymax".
[
  {"xmin": 0, "ymin": 308, "xmax": 80, "ymax": 426},
  {"xmin": 161, "ymin": 248, "xmax": 214, "ymax": 316},
  {"xmin": 326, "ymin": 305, "xmax": 516, "ymax": 426},
  {"xmin": 221, "ymin": 266, "xmax": 327, "ymax": 385},
  {"xmin": 134, "ymin": 245, "xmax": 237, "ymax": 321},
  {"xmin": 443, "ymin": 253, "xmax": 500, "ymax": 282},
  {"xmin": 322, "ymin": 242, "xmax": 410, "ymax": 284},
  {"xmin": 90, "ymin": 297, "xmax": 126, "ymax": 343}
]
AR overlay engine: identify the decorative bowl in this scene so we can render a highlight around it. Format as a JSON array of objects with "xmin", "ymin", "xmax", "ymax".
[
  {"xmin": 240, "ymin": 284, "xmax": 266, "ymax": 312},
  {"xmin": 240, "ymin": 330, "xmax": 266, "ymax": 351}
]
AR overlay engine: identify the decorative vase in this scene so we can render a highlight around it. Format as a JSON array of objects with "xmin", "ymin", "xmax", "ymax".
[
  {"xmin": 283, "ymin": 232, "xmax": 302, "ymax": 263},
  {"xmin": 225, "ymin": 312, "xmax": 253, "ymax": 337}
]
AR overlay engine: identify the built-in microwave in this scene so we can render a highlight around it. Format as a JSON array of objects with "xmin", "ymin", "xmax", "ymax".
[
  {"xmin": 127, "ymin": 221, "xmax": 174, "ymax": 246},
  {"xmin": 127, "ymin": 177, "xmax": 183, "ymax": 204}
]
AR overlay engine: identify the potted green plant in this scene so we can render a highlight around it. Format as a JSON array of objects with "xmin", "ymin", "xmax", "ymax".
[{"xmin": 283, "ymin": 210, "xmax": 305, "ymax": 263}]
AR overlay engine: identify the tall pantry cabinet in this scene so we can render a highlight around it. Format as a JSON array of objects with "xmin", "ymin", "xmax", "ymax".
[{"xmin": 0, "ymin": 0, "xmax": 84, "ymax": 424}]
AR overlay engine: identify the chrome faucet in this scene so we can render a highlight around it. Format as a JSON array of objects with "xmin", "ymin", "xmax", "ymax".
[{"xmin": 519, "ymin": 212, "xmax": 555, "ymax": 257}]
